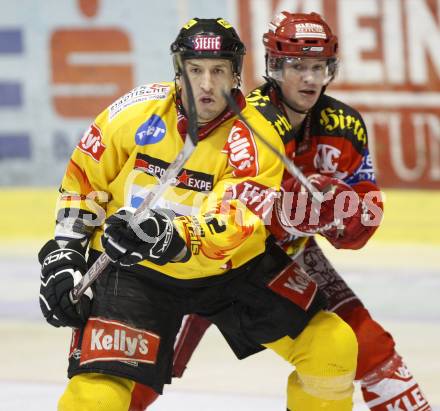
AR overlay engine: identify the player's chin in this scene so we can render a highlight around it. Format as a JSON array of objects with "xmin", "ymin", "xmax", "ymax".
[
  {"xmin": 301, "ymin": 91, "xmax": 320, "ymax": 104},
  {"xmin": 295, "ymin": 96, "xmax": 318, "ymax": 111},
  {"xmin": 197, "ymin": 107, "xmax": 224, "ymax": 124}
]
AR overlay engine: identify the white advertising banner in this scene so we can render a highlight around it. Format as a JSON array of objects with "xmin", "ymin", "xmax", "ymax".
[
  {"xmin": 0, "ymin": 0, "xmax": 439, "ymax": 188},
  {"xmin": 238, "ymin": 0, "xmax": 440, "ymax": 188},
  {"xmin": 0, "ymin": 0, "xmax": 232, "ymax": 185}
]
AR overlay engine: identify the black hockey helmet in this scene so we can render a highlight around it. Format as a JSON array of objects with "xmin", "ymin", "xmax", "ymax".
[{"xmin": 170, "ymin": 18, "xmax": 246, "ymax": 76}]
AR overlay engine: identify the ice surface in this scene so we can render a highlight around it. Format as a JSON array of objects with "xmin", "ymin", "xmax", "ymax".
[{"xmin": 1, "ymin": 241, "xmax": 438, "ymax": 409}]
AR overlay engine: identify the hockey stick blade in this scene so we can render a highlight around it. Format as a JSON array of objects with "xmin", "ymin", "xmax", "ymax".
[
  {"xmin": 70, "ymin": 56, "xmax": 199, "ymax": 304},
  {"xmin": 222, "ymin": 90, "xmax": 323, "ymax": 203}
]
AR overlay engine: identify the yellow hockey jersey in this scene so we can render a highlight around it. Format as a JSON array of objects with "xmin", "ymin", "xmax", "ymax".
[{"xmin": 56, "ymin": 82, "xmax": 284, "ymax": 280}]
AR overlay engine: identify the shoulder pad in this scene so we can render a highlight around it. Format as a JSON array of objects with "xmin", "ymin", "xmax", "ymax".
[
  {"xmin": 314, "ymin": 95, "xmax": 367, "ymax": 153},
  {"xmin": 247, "ymin": 85, "xmax": 295, "ymax": 144},
  {"xmin": 107, "ymin": 82, "xmax": 173, "ymax": 122}
]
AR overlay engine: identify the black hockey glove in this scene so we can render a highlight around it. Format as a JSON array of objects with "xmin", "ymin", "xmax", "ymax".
[
  {"xmin": 101, "ymin": 207, "xmax": 188, "ymax": 266},
  {"xmin": 38, "ymin": 239, "xmax": 93, "ymax": 328}
]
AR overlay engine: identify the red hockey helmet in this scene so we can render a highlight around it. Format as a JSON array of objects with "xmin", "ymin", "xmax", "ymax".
[
  {"xmin": 263, "ymin": 11, "xmax": 338, "ymax": 59},
  {"xmin": 263, "ymin": 12, "xmax": 338, "ymax": 86}
]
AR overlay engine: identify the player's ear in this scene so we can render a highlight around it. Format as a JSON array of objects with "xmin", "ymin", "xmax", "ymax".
[{"xmin": 232, "ymin": 74, "xmax": 240, "ymax": 89}]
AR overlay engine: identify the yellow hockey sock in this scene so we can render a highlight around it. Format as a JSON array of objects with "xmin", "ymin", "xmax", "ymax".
[
  {"xmin": 58, "ymin": 373, "xmax": 135, "ymax": 411},
  {"xmin": 264, "ymin": 310, "xmax": 358, "ymax": 411}
]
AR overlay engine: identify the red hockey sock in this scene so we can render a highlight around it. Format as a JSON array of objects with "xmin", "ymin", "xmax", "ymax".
[
  {"xmin": 128, "ymin": 383, "xmax": 159, "ymax": 411},
  {"xmin": 336, "ymin": 304, "xmax": 396, "ymax": 379},
  {"xmin": 361, "ymin": 352, "xmax": 431, "ymax": 411}
]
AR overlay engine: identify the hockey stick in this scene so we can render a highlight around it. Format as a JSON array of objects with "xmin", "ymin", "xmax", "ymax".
[
  {"xmin": 70, "ymin": 56, "xmax": 198, "ymax": 304},
  {"xmin": 222, "ymin": 91, "xmax": 323, "ymax": 203}
]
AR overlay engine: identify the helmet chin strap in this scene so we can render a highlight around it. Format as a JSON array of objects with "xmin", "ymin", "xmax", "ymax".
[{"xmin": 280, "ymin": 96, "xmax": 309, "ymax": 115}]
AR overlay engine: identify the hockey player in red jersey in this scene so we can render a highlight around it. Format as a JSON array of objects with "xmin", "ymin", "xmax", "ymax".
[
  {"xmin": 38, "ymin": 17, "xmax": 358, "ymax": 411},
  {"xmin": 257, "ymin": 11, "xmax": 432, "ymax": 411},
  {"xmin": 131, "ymin": 11, "xmax": 432, "ymax": 411}
]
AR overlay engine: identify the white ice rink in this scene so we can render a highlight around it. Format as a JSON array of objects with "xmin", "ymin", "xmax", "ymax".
[{"xmin": 1, "ymin": 240, "xmax": 439, "ymax": 410}]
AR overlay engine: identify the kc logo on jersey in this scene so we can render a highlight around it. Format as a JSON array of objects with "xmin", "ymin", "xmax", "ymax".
[
  {"xmin": 267, "ymin": 262, "xmax": 317, "ymax": 310},
  {"xmin": 313, "ymin": 144, "xmax": 341, "ymax": 173},
  {"xmin": 77, "ymin": 123, "xmax": 106, "ymax": 161},
  {"xmin": 79, "ymin": 317, "xmax": 160, "ymax": 366},
  {"xmin": 223, "ymin": 120, "xmax": 259, "ymax": 178}
]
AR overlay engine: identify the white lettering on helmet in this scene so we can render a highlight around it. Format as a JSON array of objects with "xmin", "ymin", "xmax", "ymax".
[
  {"xmin": 193, "ymin": 35, "xmax": 221, "ymax": 51},
  {"xmin": 295, "ymin": 23, "xmax": 326, "ymax": 39}
]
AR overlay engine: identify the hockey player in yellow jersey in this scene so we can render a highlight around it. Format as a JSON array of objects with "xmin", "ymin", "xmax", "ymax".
[{"xmin": 37, "ymin": 18, "xmax": 357, "ymax": 410}]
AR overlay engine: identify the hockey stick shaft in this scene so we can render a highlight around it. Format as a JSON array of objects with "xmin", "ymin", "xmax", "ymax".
[
  {"xmin": 70, "ymin": 137, "xmax": 196, "ymax": 303},
  {"xmin": 222, "ymin": 91, "xmax": 323, "ymax": 203},
  {"xmin": 70, "ymin": 57, "xmax": 198, "ymax": 304}
]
